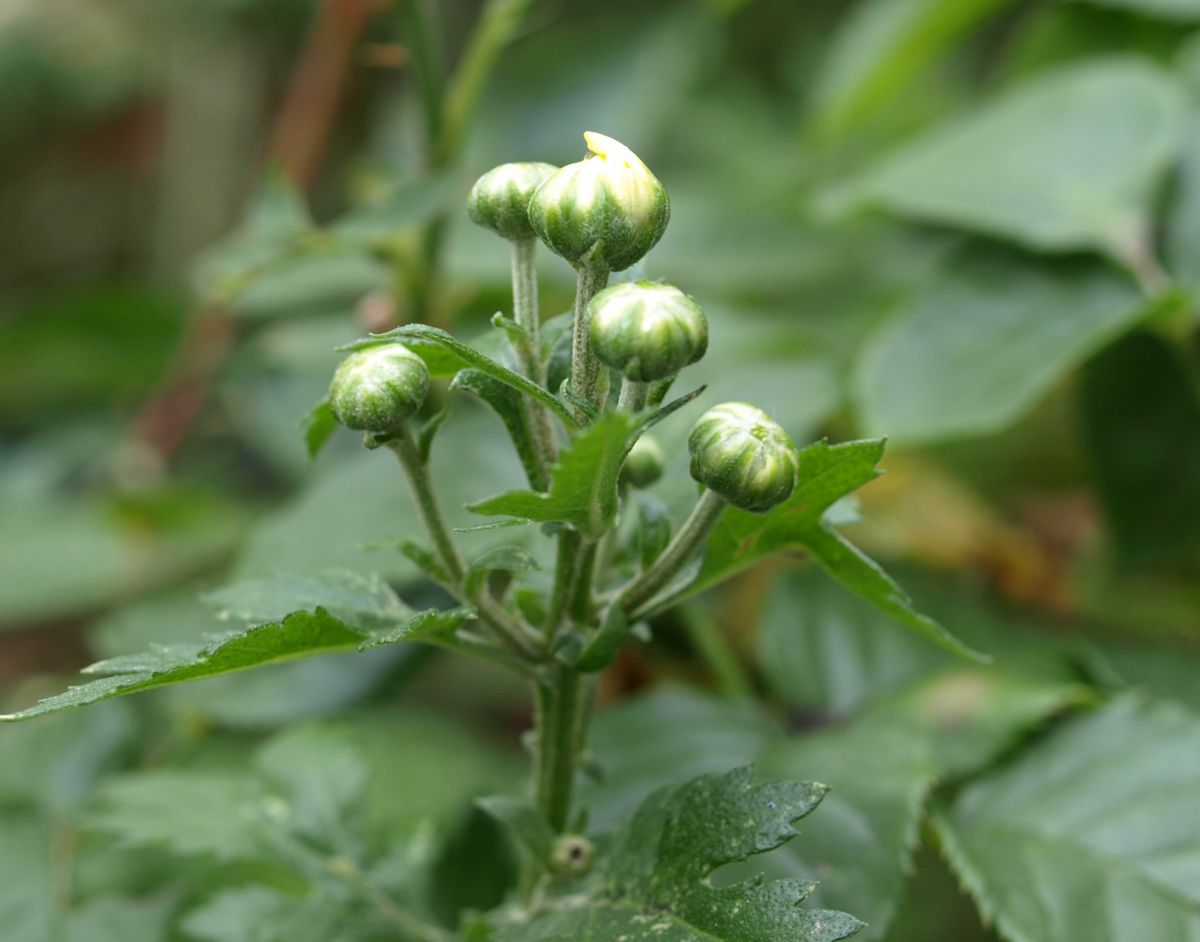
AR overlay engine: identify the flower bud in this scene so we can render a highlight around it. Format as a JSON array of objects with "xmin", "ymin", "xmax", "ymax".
[
  {"xmin": 588, "ymin": 281, "xmax": 707, "ymax": 382},
  {"xmin": 621, "ymin": 434, "xmax": 666, "ymax": 489},
  {"xmin": 688, "ymin": 403, "xmax": 798, "ymax": 513},
  {"xmin": 529, "ymin": 132, "xmax": 669, "ymax": 272},
  {"xmin": 329, "ymin": 344, "xmax": 429, "ymax": 433},
  {"xmin": 467, "ymin": 162, "xmax": 558, "ymax": 241}
]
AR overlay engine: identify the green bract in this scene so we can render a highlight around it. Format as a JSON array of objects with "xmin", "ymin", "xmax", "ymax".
[
  {"xmin": 467, "ymin": 162, "xmax": 559, "ymax": 240},
  {"xmin": 529, "ymin": 131, "xmax": 669, "ymax": 272},
  {"xmin": 588, "ymin": 281, "xmax": 708, "ymax": 382},
  {"xmin": 620, "ymin": 434, "xmax": 666, "ymax": 488},
  {"xmin": 688, "ymin": 403, "xmax": 799, "ymax": 512},
  {"xmin": 328, "ymin": 344, "xmax": 430, "ymax": 432}
]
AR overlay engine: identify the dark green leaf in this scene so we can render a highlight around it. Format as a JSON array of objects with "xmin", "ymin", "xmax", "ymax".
[
  {"xmin": 936, "ymin": 696, "xmax": 1200, "ymax": 942},
  {"xmin": 1081, "ymin": 331, "xmax": 1200, "ymax": 568},
  {"xmin": 464, "ymin": 544, "xmax": 542, "ymax": 598},
  {"xmin": 499, "ymin": 767, "xmax": 863, "ymax": 942},
  {"xmin": 451, "ymin": 369, "xmax": 546, "ymax": 490},
  {"xmin": 1077, "ymin": 0, "xmax": 1200, "ymax": 20}
]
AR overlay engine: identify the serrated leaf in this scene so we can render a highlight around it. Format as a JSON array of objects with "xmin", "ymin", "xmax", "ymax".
[
  {"xmin": 853, "ymin": 251, "xmax": 1146, "ymax": 442},
  {"xmin": 935, "ymin": 696, "xmax": 1200, "ymax": 942},
  {"xmin": 500, "ymin": 767, "xmax": 863, "ymax": 942},
  {"xmin": 363, "ymin": 324, "xmax": 580, "ymax": 429},
  {"xmin": 301, "ymin": 399, "xmax": 338, "ymax": 460},
  {"xmin": 1, "ymin": 571, "xmax": 472, "ymax": 721},
  {"xmin": 469, "ymin": 413, "xmax": 641, "ymax": 539},
  {"xmin": 838, "ymin": 58, "xmax": 1187, "ymax": 254},
  {"xmin": 646, "ymin": 439, "xmax": 981, "ymax": 660}
]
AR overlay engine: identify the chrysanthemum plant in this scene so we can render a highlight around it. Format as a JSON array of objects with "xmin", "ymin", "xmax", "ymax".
[{"xmin": 3, "ymin": 132, "xmax": 981, "ymax": 942}]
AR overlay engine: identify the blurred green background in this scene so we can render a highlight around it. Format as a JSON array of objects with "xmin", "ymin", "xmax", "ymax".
[{"xmin": 2, "ymin": 0, "xmax": 1199, "ymax": 940}]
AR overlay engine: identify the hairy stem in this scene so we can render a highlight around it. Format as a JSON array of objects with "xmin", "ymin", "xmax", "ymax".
[
  {"xmin": 616, "ymin": 378, "xmax": 650, "ymax": 412},
  {"xmin": 534, "ymin": 667, "xmax": 590, "ymax": 833},
  {"xmin": 618, "ymin": 488, "xmax": 728, "ymax": 616},
  {"xmin": 388, "ymin": 428, "xmax": 539, "ymax": 659},
  {"xmin": 569, "ymin": 265, "xmax": 610, "ymax": 415},
  {"xmin": 511, "ymin": 237, "xmax": 557, "ymax": 485}
]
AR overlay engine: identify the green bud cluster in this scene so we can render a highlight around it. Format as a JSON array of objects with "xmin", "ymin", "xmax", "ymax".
[
  {"xmin": 328, "ymin": 344, "xmax": 429, "ymax": 433},
  {"xmin": 528, "ymin": 132, "xmax": 669, "ymax": 273},
  {"xmin": 688, "ymin": 403, "xmax": 798, "ymax": 513},
  {"xmin": 588, "ymin": 281, "xmax": 707, "ymax": 382},
  {"xmin": 467, "ymin": 162, "xmax": 558, "ymax": 241}
]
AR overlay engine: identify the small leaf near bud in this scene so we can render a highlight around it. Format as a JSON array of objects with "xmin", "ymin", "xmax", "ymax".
[
  {"xmin": 688, "ymin": 403, "xmax": 798, "ymax": 513},
  {"xmin": 329, "ymin": 344, "xmax": 430, "ymax": 433},
  {"xmin": 588, "ymin": 281, "xmax": 708, "ymax": 382},
  {"xmin": 620, "ymin": 434, "xmax": 666, "ymax": 489},
  {"xmin": 529, "ymin": 131, "xmax": 669, "ymax": 272},
  {"xmin": 467, "ymin": 162, "xmax": 558, "ymax": 241}
]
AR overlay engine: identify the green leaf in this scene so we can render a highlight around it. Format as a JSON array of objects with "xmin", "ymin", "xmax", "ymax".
[
  {"xmin": 301, "ymin": 399, "xmax": 337, "ymax": 460},
  {"xmin": 451, "ymin": 368, "xmax": 547, "ymax": 490},
  {"xmin": 1167, "ymin": 116, "xmax": 1200, "ymax": 286},
  {"xmin": 1081, "ymin": 331, "xmax": 1200, "ymax": 569},
  {"xmin": 181, "ymin": 886, "xmax": 363, "ymax": 942},
  {"xmin": 498, "ymin": 767, "xmax": 863, "ymax": 942},
  {"xmin": 364, "ymin": 324, "xmax": 580, "ymax": 429},
  {"xmin": 90, "ymin": 772, "xmax": 270, "ymax": 861},
  {"xmin": 758, "ymin": 568, "xmax": 950, "ymax": 716},
  {"xmin": 194, "ymin": 170, "xmax": 314, "ymax": 304},
  {"xmin": 469, "ymin": 413, "xmax": 641, "ymax": 539},
  {"xmin": 649, "ymin": 439, "xmax": 981, "ymax": 660},
  {"xmin": 1, "ymin": 571, "xmax": 472, "ymax": 721},
  {"xmin": 838, "ymin": 58, "xmax": 1188, "ymax": 254},
  {"xmin": 813, "ymin": 0, "xmax": 1019, "ymax": 136},
  {"xmin": 853, "ymin": 251, "xmax": 1145, "ymax": 442},
  {"xmin": 0, "ymin": 816, "xmax": 54, "ymax": 942},
  {"xmin": 935, "ymin": 696, "xmax": 1200, "ymax": 942},
  {"xmin": 465, "ymin": 544, "xmax": 542, "ymax": 598}
]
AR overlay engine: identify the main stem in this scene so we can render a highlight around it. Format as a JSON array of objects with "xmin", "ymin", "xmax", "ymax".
[
  {"xmin": 618, "ymin": 488, "xmax": 728, "ymax": 616},
  {"xmin": 533, "ymin": 666, "xmax": 589, "ymax": 833},
  {"xmin": 531, "ymin": 263, "xmax": 610, "ymax": 838}
]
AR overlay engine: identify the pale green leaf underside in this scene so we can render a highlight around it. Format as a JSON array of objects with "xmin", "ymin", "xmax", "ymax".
[
  {"xmin": 936, "ymin": 696, "xmax": 1200, "ymax": 942},
  {"xmin": 1, "ymin": 571, "xmax": 472, "ymax": 721},
  {"xmin": 500, "ymin": 767, "xmax": 863, "ymax": 942},
  {"xmin": 649, "ymin": 439, "xmax": 982, "ymax": 660},
  {"xmin": 853, "ymin": 252, "xmax": 1145, "ymax": 442},
  {"xmin": 840, "ymin": 58, "xmax": 1187, "ymax": 253}
]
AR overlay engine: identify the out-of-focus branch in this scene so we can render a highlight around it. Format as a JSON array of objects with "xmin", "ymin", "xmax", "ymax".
[{"xmin": 129, "ymin": 0, "xmax": 387, "ymax": 462}]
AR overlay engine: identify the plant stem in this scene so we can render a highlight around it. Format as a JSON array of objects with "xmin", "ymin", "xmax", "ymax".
[
  {"xmin": 511, "ymin": 237, "xmax": 557, "ymax": 484},
  {"xmin": 388, "ymin": 427, "xmax": 540, "ymax": 659},
  {"xmin": 533, "ymin": 666, "xmax": 589, "ymax": 833},
  {"xmin": 570, "ymin": 265, "xmax": 610, "ymax": 416},
  {"xmin": 618, "ymin": 488, "xmax": 728, "ymax": 616},
  {"xmin": 617, "ymin": 378, "xmax": 649, "ymax": 412}
]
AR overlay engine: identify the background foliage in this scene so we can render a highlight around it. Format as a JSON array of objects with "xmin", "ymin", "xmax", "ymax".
[{"xmin": 2, "ymin": 0, "xmax": 1200, "ymax": 939}]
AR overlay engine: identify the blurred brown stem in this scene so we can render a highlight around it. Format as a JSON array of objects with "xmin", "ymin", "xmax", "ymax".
[{"xmin": 130, "ymin": 0, "xmax": 386, "ymax": 460}]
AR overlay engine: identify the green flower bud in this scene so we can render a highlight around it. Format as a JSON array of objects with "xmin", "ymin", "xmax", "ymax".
[
  {"xmin": 588, "ymin": 281, "xmax": 707, "ymax": 382},
  {"xmin": 621, "ymin": 434, "xmax": 666, "ymax": 489},
  {"xmin": 329, "ymin": 344, "xmax": 429, "ymax": 433},
  {"xmin": 688, "ymin": 403, "xmax": 798, "ymax": 513},
  {"xmin": 467, "ymin": 162, "xmax": 558, "ymax": 240},
  {"xmin": 529, "ymin": 131, "xmax": 669, "ymax": 272}
]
